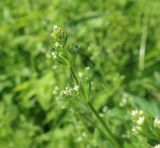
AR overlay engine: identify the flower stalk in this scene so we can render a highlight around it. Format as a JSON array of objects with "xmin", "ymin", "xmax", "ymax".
[
  {"xmin": 69, "ymin": 66, "xmax": 120, "ymax": 148},
  {"xmin": 50, "ymin": 25, "xmax": 120, "ymax": 148}
]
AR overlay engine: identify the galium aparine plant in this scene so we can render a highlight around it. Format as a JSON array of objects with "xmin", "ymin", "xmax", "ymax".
[{"xmin": 49, "ymin": 25, "xmax": 160, "ymax": 148}]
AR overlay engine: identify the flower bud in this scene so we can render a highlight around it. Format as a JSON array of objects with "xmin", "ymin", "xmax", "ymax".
[{"xmin": 51, "ymin": 25, "xmax": 67, "ymax": 50}]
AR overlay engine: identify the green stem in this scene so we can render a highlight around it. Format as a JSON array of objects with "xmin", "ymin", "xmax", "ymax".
[
  {"xmin": 69, "ymin": 67, "xmax": 87, "ymax": 99},
  {"xmin": 69, "ymin": 67, "xmax": 120, "ymax": 147},
  {"xmin": 88, "ymin": 102, "xmax": 120, "ymax": 148},
  {"xmin": 70, "ymin": 67, "xmax": 79, "ymax": 84}
]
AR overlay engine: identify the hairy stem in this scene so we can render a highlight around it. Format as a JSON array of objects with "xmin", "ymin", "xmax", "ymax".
[{"xmin": 69, "ymin": 67, "xmax": 120, "ymax": 148}]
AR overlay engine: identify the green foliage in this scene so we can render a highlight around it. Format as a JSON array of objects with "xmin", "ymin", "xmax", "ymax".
[{"xmin": 0, "ymin": 0, "xmax": 160, "ymax": 147}]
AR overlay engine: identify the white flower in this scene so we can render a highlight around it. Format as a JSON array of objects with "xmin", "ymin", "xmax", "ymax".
[
  {"xmin": 139, "ymin": 110, "xmax": 144, "ymax": 116},
  {"xmin": 154, "ymin": 144, "xmax": 160, "ymax": 148},
  {"xmin": 62, "ymin": 85, "xmax": 80, "ymax": 96},
  {"xmin": 154, "ymin": 118, "xmax": 160, "ymax": 128},
  {"xmin": 131, "ymin": 110, "xmax": 138, "ymax": 117},
  {"xmin": 131, "ymin": 109, "xmax": 144, "ymax": 117},
  {"xmin": 55, "ymin": 42, "xmax": 60, "ymax": 48},
  {"xmin": 78, "ymin": 72, "xmax": 83, "ymax": 78},
  {"xmin": 63, "ymin": 90, "xmax": 68, "ymax": 95},
  {"xmin": 131, "ymin": 125, "xmax": 141, "ymax": 134},
  {"xmin": 51, "ymin": 25, "xmax": 67, "ymax": 49},
  {"xmin": 85, "ymin": 67, "xmax": 90, "ymax": 72},
  {"xmin": 131, "ymin": 109, "xmax": 145, "ymax": 134},
  {"xmin": 73, "ymin": 85, "xmax": 79, "ymax": 91},
  {"xmin": 131, "ymin": 127, "xmax": 136, "ymax": 133},
  {"xmin": 62, "ymin": 87, "xmax": 73, "ymax": 96},
  {"xmin": 51, "ymin": 51, "xmax": 57, "ymax": 59},
  {"xmin": 53, "ymin": 25, "xmax": 58, "ymax": 29},
  {"xmin": 137, "ymin": 116, "xmax": 145, "ymax": 125}
]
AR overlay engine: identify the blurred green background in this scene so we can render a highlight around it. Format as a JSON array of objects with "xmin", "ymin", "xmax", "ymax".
[{"xmin": 0, "ymin": 0, "xmax": 160, "ymax": 147}]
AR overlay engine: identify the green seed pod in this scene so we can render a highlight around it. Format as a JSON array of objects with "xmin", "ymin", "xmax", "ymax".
[{"xmin": 51, "ymin": 25, "xmax": 67, "ymax": 50}]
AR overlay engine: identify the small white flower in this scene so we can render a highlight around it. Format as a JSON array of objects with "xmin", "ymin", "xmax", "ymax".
[
  {"xmin": 131, "ymin": 127, "xmax": 136, "ymax": 133},
  {"xmin": 53, "ymin": 25, "xmax": 58, "ymax": 29},
  {"xmin": 62, "ymin": 87, "xmax": 74, "ymax": 96},
  {"xmin": 131, "ymin": 109, "xmax": 144, "ymax": 117},
  {"xmin": 137, "ymin": 116, "xmax": 145, "ymax": 125},
  {"xmin": 131, "ymin": 109, "xmax": 145, "ymax": 135},
  {"xmin": 78, "ymin": 72, "xmax": 83, "ymax": 78},
  {"xmin": 55, "ymin": 42, "xmax": 60, "ymax": 48},
  {"xmin": 85, "ymin": 67, "xmax": 90, "ymax": 72},
  {"xmin": 73, "ymin": 85, "xmax": 79, "ymax": 91},
  {"xmin": 139, "ymin": 110, "xmax": 144, "ymax": 116},
  {"xmin": 65, "ymin": 87, "xmax": 69, "ymax": 90},
  {"xmin": 131, "ymin": 110, "xmax": 138, "ymax": 117},
  {"xmin": 154, "ymin": 118, "xmax": 160, "ymax": 128},
  {"xmin": 131, "ymin": 125, "xmax": 141, "ymax": 134},
  {"xmin": 63, "ymin": 90, "xmax": 68, "ymax": 95},
  {"xmin": 154, "ymin": 144, "xmax": 160, "ymax": 148},
  {"xmin": 51, "ymin": 51, "xmax": 57, "ymax": 59}
]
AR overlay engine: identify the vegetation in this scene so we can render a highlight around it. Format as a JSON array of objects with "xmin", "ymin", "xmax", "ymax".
[{"xmin": 0, "ymin": 0, "xmax": 160, "ymax": 147}]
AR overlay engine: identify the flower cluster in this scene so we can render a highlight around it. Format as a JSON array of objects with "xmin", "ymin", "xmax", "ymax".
[
  {"xmin": 131, "ymin": 109, "xmax": 145, "ymax": 134},
  {"xmin": 154, "ymin": 117, "xmax": 160, "ymax": 129},
  {"xmin": 77, "ymin": 67, "xmax": 91, "ymax": 81},
  {"xmin": 62, "ymin": 85, "xmax": 79, "ymax": 96},
  {"xmin": 51, "ymin": 25, "xmax": 67, "ymax": 50},
  {"xmin": 119, "ymin": 93, "xmax": 132, "ymax": 107},
  {"xmin": 154, "ymin": 144, "xmax": 160, "ymax": 148}
]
